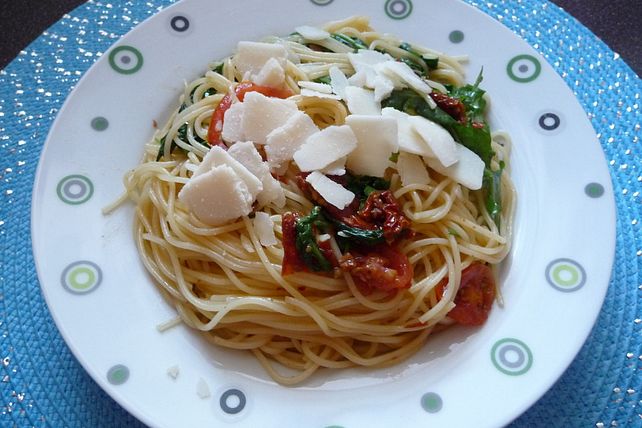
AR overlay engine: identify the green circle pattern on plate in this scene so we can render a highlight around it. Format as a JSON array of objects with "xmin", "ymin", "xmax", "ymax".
[
  {"xmin": 585, "ymin": 182, "xmax": 605, "ymax": 198},
  {"xmin": 107, "ymin": 365, "xmax": 130, "ymax": 385},
  {"xmin": 90, "ymin": 116, "xmax": 109, "ymax": 131},
  {"xmin": 545, "ymin": 258, "xmax": 586, "ymax": 292},
  {"xmin": 108, "ymin": 45, "xmax": 144, "ymax": 74},
  {"xmin": 56, "ymin": 174, "xmax": 94, "ymax": 205},
  {"xmin": 491, "ymin": 338, "xmax": 533, "ymax": 376},
  {"xmin": 506, "ymin": 54, "xmax": 542, "ymax": 83},
  {"xmin": 421, "ymin": 392, "xmax": 443, "ymax": 413},
  {"xmin": 60, "ymin": 261, "xmax": 102, "ymax": 294},
  {"xmin": 449, "ymin": 30, "xmax": 464, "ymax": 43},
  {"xmin": 310, "ymin": 0, "xmax": 334, "ymax": 5},
  {"xmin": 384, "ymin": 0, "xmax": 413, "ymax": 19}
]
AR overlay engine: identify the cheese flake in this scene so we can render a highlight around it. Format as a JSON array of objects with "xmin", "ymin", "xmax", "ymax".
[
  {"xmin": 222, "ymin": 102, "xmax": 246, "ymax": 144},
  {"xmin": 253, "ymin": 212, "xmax": 278, "ymax": 246},
  {"xmin": 424, "ymin": 143, "xmax": 485, "ymax": 190},
  {"xmin": 305, "ymin": 171, "xmax": 355, "ymax": 209},
  {"xmin": 329, "ymin": 66, "xmax": 349, "ymax": 99},
  {"xmin": 293, "ymin": 125, "xmax": 357, "ymax": 171},
  {"xmin": 381, "ymin": 107, "xmax": 432, "ymax": 157},
  {"xmin": 345, "ymin": 115, "xmax": 398, "ymax": 177},
  {"xmin": 407, "ymin": 115, "xmax": 458, "ymax": 167},
  {"xmin": 265, "ymin": 111, "xmax": 319, "ymax": 172},
  {"xmin": 228, "ymin": 141, "xmax": 285, "ymax": 208},
  {"xmin": 254, "ymin": 57, "xmax": 285, "ymax": 88},
  {"xmin": 178, "ymin": 165, "xmax": 254, "ymax": 226},
  {"xmin": 232, "ymin": 41, "xmax": 287, "ymax": 80},
  {"xmin": 196, "ymin": 146, "xmax": 263, "ymax": 198},
  {"xmin": 241, "ymin": 92, "xmax": 299, "ymax": 144},
  {"xmin": 344, "ymin": 86, "xmax": 381, "ymax": 115},
  {"xmin": 397, "ymin": 152, "xmax": 430, "ymax": 186},
  {"xmin": 295, "ymin": 25, "xmax": 330, "ymax": 41}
]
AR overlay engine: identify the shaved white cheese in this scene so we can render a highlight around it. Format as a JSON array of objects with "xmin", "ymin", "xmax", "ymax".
[
  {"xmin": 178, "ymin": 165, "xmax": 254, "ymax": 226},
  {"xmin": 253, "ymin": 212, "xmax": 278, "ymax": 246},
  {"xmin": 344, "ymin": 86, "xmax": 381, "ymax": 115},
  {"xmin": 241, "ymin": 92, "xmax": 299, "ymax": 144},
  {"xmin": 397, "ymin": 152, "xmax": 430, "ymax": 186},
  {"xmin": 372, "ymin": 74, "xmax": 395, "ymax": 102},
  {"xmin": 345, "ymin": 115, "xmax": 398, "ymax": 177},
  {"xmin": 196, "ymin": 378, "xmax": 211, "ymax": 399},
  {"xmin": 293, "ymin": 125, "xmax": 357, "ymax": 171},
  {"xmin": 407, "ymin": 116, "xmax": 458, "ymax": 167},
  {"xmin": 254, "ymin": 57, "xmax": 285, "ymax": 88},
  {"xmin": 381, "ymin": 107, "xmax": 433, "ymax": 157},
  {"xmin": 166, "ymin": 365, "xmax": 180, "ymax": 380},
  {"xmin": 320, "ymin": 156, "xmax": 347, "ymax": 176},
  {"xmin": 305, "ymin": 171, "xmax": 355, "ymax": 209},
  {"xmin": 349, "ymin": 49, "xmax": 392, "ymax": 72},
  {"xmin": 329, "ymin": 66, "xmax": 349, "ymax": 99},
  {"xmin": 377, "ymin": 61, "xmax": 432, "ymax": 95},
  {"xmin": 347, "ymin": 70, "xmax": 368, "ymax": 88},
  {"xmin": 265, "ymin": 111, "xmax": 319, "ymax": 172},
  {"xmin": 300, "ymin": 88, "xmax": 341, "ymax": 100},
  {"xmin": 298, "ymin": 81, "xmax": 333, "ymax": 93},
  {"xmin": 232, "ymin": 41, "xmax": 287, "ymax": 81},
  {"xmin": 196, "ymin": 146, "xmax": 263, "ymax": 198},
  {"xmin": 425, "ymin": 143, "xmax": 485, "ymax": 190},
  {"xmin": 222, "ymin": 102, "xmax": 246, "ymax": 144},
  {"xmin": 295, "ymin": 25, "xmax": 330, "ymax": 41},
  {"xmin": 228, "ymin": 141, "xmax": 285, "ymax": 208}
]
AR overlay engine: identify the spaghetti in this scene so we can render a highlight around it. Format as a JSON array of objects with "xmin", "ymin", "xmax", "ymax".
[{"xmin": 110, "ymin": 16, "xmax": 516, "ymax": 385}]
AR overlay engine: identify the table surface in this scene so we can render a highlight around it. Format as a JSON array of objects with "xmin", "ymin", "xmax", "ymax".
[
  {"xmin": 1, "ymin": 0, "xmax": 641, "ymax": 75},
  {"xmin": 0, "ymin": 1, "xmax": 640, "ymax": 427}
]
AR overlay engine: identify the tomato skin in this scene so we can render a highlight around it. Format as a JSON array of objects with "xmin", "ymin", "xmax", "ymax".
[
  {"xmin": 206, "ymin": 82, "xmax": 292, "ymax": 146},
  {"xmin": 441, "ymin": 263, "xmax": 496, "ymax": 326},
  {"xmin": 339, "ymin": 244, "xmax": 413, "ymax": 293},
  {"xmin": 281, "ymin": 212, "xmax": 307, "ymax": 275}
]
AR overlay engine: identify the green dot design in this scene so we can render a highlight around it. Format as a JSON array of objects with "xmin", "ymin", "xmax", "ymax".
[
  {"xmin": 310, "ymin": 0, "xmax": 333, "ymax": 5},
  {"xmin": 91, "ymin": 116, "xmax": 109, "ymax": 131},
  {"xmin": 108, "ymin": 45, "xmax": 144, "ymax": 75},
  {"xmin": 546, "ymin": 258, "xmax": 586, "ymax": 292},
  {"xmin": 56, "ymin": 174, "xmax": 94, "ymax": 205},
  {"xmin": 491, "ymin": 338, "xmax": 533, "ymax": 376},
  {"xmin": 385, "ymin": 0, "xmax": 413, "ymax": 20},
  {"xmin": 61, "ymin": 261, "xmax": 102, "ymax": 294},
  {"xmin": 107, "ymin": 364, "xmax": 130, "ymax": 385},
  {"xmin": 585, "ymin": 182, "xmax": 605, "ymax": 198},
  {"xmin": 506, "ymin": 54, "xmax": 542, "ymax": 83},
  {"xmin": 449, "ymin": 30, "xmax": 464, "ymax": 43},
  {"xmin": 421, "ymin": 392, "xmax": 443, "ymax": 413}
]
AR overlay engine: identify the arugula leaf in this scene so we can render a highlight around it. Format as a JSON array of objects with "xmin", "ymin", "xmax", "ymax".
[
  {"xmin": 381, "ymin": 88, "xmax": 493, "ymax": 165},
  {"xmin": 382, "ymin": 72, "xmax": 504, "ymax": 227},
  {"xmin": 211, "ymin": 62, "xmax": 224, "ymax": 74},
  {"xmin": 156, "ymin": 104, "xmax": 209, "ymax": 161},
  {"xmin": 314, "ymin": 75, "xmax": 332, "ymax": 85},
  {"xmin": 331, "ymin": 33, "xmax": 368, "ymax": 51},
  {"xmin": 398, "ymin": 42, "xmax": 439, "ymax": 75},
  {"xmin": 483, "ymin": 161, "xmax": 505, "ymax": 228},
  {"xmin": 333, "ymin": 221, "xmax": 385, "ymax": 245},
  {"xmin": 295, "ymin": 206, "xmax": 333, "ymax": 272},
  {"xmin": 345, "ymin": 175, "xmax": 390, "ymax": 200}
]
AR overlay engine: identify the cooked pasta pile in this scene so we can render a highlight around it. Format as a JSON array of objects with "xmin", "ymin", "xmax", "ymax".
[{"xmin": 109, "ymin": 16, "xmax": 516, "ymax": 385}]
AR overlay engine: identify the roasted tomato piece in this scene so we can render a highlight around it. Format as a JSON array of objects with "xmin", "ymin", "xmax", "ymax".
[
  {"xmin": 339, "ymin": 244, "xmax": 412, "ymax": 293},
  {"xmin": 442, "ymin": 263, "xmax": 496, "ymax": 326},
  {"xmin": 281, "ymin": 212, "xmax": 306, "ymax": 275}
]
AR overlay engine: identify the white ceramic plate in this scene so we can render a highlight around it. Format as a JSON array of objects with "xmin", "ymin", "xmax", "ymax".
[{"xmin": 31, "ymin": 0, "xmax": 615, "ymax": 427}]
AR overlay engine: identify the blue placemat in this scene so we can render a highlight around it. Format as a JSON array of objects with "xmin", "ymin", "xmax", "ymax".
[{"xmin": 0, "ymin": 0, "xmax": 640, "ymax": 426}]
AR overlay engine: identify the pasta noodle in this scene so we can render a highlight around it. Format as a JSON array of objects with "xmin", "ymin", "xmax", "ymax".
[{"xmin": 111, "ymin": 16, "xmax": 516, "ymax": 385}]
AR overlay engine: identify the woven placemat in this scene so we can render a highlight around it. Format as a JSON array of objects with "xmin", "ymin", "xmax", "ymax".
[{"xmin": 0, "ymin": 0, "xmax": 640, "ymax": 426}]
